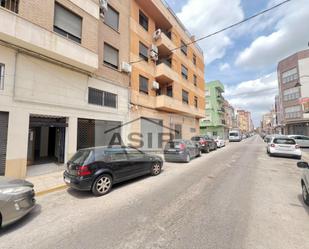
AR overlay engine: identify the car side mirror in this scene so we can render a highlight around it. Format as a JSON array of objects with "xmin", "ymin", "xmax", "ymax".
[{"xmin": 297, "ymin": 161, "xmax": 309, "ymax": 169}]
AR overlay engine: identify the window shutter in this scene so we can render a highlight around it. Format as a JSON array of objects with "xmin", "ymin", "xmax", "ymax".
[
  {"xmin": 104, "ymin": 44, "xmax": 119, "ymax": 68},
  {"xmin": 54, "ymin": 3, "xmax": 82, "ymax": 39},
  {"xmin": 105, "ymin": 5, "xmax": 119, "ymax": 30}
]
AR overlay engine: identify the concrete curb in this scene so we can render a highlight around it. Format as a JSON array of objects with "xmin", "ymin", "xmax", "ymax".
[{"xmin": 35, "ymin": 184, "xmax": 68, "ymax": 197}]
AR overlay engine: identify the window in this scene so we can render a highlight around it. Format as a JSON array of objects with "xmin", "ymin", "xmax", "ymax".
[
  {"xmin": 285, "ymin": 105, "xmax": 301, "ymax": 119},
  {"xmin": 193, "ymin": 54, "xmax": 196, "ymax": 65},
  {"xmin": 54, "ymin": 3, "xmax": 82, "ymax": 43},
  {"xmin": 139, "ymin": 75, "xmax": 149, "ymax": 94},
  {"xmin": 181, "ymin": 40, "xmax": 187, "ymax": 55},
  {"xmin": 182, "ymin": 90, "xmax": 189, "ymax": 104},
  {"xmin": 106, "ymin": 149, "xmax": 127, "ymax": 161},
  {"xmin": 193, "ymin": 74, "xmax": 197, "ymax": 86},
  {"xmin": 104, "ymin": 4, "xmax": 119, "ymax": 31},
  {"xmin": 0, "ymin": 0, "xmax": 19, "ymax": 13},
  {"xmin": 282, "ymin": 68, "xmax": 298, "ymax": 84},
  {"xmin": 88, "ymin": 87, "xmax": 117, "ymax": 108},
  {"xmin": 104, "ymin": 43, "xmax": 119, "ymax": 69},
  {"xmin": 0, "ymin": 64, "xmax": 4, "ymax": 90},
  {"xmin": 126, "ymin": 148, "xmax": 144, "ymax": 160},
  {"xmin": 139, "ymin": 10, "xmax": 148, "ymax": 31},
  {"xmin": 194, "ymin": 96, "xmax": 198, "ymax": 108},
  {"xmin": 139, "ymin": 42, "xmax": 148, "ymax": 61},
  {"xmin": 167, "ymin": 85, "xmax": 173, "ymax": 97},
  {"xmin": 283, "ymin": 87, "xmax": 300, "ymax": 101},
  {"xmin": 181, "ymin": 65, "xmax": 188, "ymax": 80}
]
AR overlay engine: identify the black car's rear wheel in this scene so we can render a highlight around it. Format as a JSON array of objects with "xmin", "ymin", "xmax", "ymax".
[
  {"xmin": 302, "ymin": 183, "xmax": 309, "ymax": 206},
  {"xmin": 151, "ymin": 162, "xmax": 162, "ymax": 176},
  {"xmin": 92, "ymin": 174, "xmax": 113, "ymax": 196}
]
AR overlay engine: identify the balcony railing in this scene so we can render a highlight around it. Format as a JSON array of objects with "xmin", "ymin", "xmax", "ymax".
[{"xmin": 0, "ymin": 0, "xmax": 19, "ymax": 13}]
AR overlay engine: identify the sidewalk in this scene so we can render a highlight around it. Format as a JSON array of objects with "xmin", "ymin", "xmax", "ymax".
[{"xmin": 26, "ymin": 171, "xmax": 67, "ymax": 196}]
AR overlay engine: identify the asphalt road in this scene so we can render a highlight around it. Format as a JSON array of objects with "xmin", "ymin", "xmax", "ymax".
[{"xmin": 1, "ymin": 136, "xmax": 308, "ymax": 249}]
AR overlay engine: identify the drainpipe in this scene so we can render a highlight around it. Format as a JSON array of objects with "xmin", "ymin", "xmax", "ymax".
[{"xmin": 13, "ymin": 50, "xmax": 19, "ymax": 98}]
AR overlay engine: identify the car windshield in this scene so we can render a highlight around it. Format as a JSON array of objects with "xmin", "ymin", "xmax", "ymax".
[{"xmin": 273, "ymin": 138, "xmax": 296, "ymax": 145}]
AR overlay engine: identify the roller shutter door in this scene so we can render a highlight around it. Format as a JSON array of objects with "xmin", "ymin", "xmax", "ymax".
[
  {"xmin": 0, "ymin": 112, "xmax": 9, "ymax": 175},
  {"xmin": 77, "ymin": 119, "xmax": 122, "ymax": 150}
]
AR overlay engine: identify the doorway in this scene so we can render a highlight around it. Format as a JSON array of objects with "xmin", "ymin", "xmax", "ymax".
[{"xmin": 27, "ymin": 116, "xmax": 67, "ymax": 166}]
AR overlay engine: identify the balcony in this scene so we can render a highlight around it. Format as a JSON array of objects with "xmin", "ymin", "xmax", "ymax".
[
  {"xmin": 154, "ymin": 31, "xmax": 174, "ymax": 57},
  {"xmin": 155, "ymin": 61, "xmax": 178, "ymax": 84},
  {"xmin": 155, "ymin": 95, "xmax": 205, "ymax": 118},
  {"xmin": 0, "ymin": 8, "xmax": 98, "ymax": 72}
]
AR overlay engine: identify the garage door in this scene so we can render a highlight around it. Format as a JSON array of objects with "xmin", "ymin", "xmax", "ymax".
[
  {"xmin": 141, "ymin": 117, "xmax": 163, "ymax": 149},
  {"xmin": 0, "ymin": 112, "xmax": 9, "ymax": 175},
  {"xmin": 77, "ymin": 119, "xmax": 122, "ymax": 149}
]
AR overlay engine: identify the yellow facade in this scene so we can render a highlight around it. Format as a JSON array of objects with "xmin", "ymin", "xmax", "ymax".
[{"xmin": 129, "ymin": 0, "xmax": 205, "ymax": 147}]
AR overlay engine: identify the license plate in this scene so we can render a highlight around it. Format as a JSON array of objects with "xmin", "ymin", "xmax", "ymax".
[{"xmin": 64, "ymin": 177, "xmax": 71, "ymax": 184}]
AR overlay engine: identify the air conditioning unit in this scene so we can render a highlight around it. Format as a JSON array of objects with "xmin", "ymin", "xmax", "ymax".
[
  {"xmin": 153, "ymin": 29, "xmax": 162, "ymax": 41},
  {"xmin": 152, "ymin": 81, "xmax": 160, "ymax": 90},
  {"xmin": 121, "ymin": 61, "xmax": 132, "ymax": 73},
  {"xmin": 150, "ymin": 45, "xmax": 158, "ymax": 61},
  {"xmin": 99, "ymin": 0, "xmax": 108, "ymax": 17}
]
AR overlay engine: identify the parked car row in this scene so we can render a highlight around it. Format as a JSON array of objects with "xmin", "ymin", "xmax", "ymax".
[{"xmin": 0, "ymin": 135, "xmax": 229, "ymax": 228}]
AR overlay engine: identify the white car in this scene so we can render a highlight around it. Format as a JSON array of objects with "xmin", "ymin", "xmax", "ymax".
[
  {"xmin": 214, "ymin": 136, "xmax": 225, "ymax": 148},
  {"xmin": 267, "ymin": 136, "xmax": 301, "ymax": 159},
  {"xmin": 297, "ymin": 161, "xmax": 309, "ymax": 206},
  {"xmin": 288, "ymin": 135, "xmax": 309, "ymax": 148}
]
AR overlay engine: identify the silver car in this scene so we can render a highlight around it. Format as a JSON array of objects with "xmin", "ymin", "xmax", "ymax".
[
  {"xmin": 288, "ymin": 135, "xmax": 309, "ymax": 148},
  {"xmin": 0, "ymin": 177, "xmax": 36, "ymax": 227},
  {"xmin": 297, "ymin": 161, "xmax": 309, "ymax": 206}
]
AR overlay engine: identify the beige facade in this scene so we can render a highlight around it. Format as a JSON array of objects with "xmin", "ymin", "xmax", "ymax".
[
  {"xmin": 0, "ymin": 1, "xmax": 130, "ymax": 178},
  {"xmin": 129, "ymin": 0, "xmax": 205, "ymax": 149}
]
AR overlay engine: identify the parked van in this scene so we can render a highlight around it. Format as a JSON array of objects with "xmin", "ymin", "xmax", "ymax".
[{"xmin": 229, "ymin": 130, "xmax": 242, "ymax": 142}]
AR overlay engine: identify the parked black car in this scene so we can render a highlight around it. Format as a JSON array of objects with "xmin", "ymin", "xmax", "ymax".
[
  {"xmin": 63, "ymin": 146, "xmax": 163, "ymax": 196},
  {"xmin": 0, "ymin": 177, "xmax": 36, "ymax": 227},
  {"xmin": 164, "ymin": 139, "xmax": 202, "ymax": 163},
  {"xmin": 191, "ymin": 135, "xmax": 217, "ymax": 153}
]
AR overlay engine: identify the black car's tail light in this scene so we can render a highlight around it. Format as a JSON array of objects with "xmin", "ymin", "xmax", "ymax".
[{"xmin": 77, "ymin": 165, "xmax": 92, "ymax": 176}]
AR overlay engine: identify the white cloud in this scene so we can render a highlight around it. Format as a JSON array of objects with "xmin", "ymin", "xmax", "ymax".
[
  {"xmin": 177, "ymin": 0, "xmax": 244, "ymax": 64},
  {"xmin": 235, "ymin": 0, "xmax": 309, "ymax": 69},
  {"xmin": 224, "ymin": 73, "xmax": 278, "ymax": 126},
  {"xmin": 219, "ymin": 63, "xmax": 231, "ymax": 71}
]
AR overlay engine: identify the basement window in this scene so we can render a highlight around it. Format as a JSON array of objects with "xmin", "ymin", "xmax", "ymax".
[
  {"xmin": 54, "ymin": 2, "xmax": 82, "ymax": 43},
  {"xmin": 0, "ymin": 64, "xmax": 4, "ymax": 90}
]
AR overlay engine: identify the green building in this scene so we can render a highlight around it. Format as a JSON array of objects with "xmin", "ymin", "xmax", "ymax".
[{"xmin": 200, "ymin": 81, "xmax": 228, "ymax": 138}]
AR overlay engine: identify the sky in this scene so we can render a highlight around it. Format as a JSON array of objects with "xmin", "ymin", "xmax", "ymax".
[{"xmin": 165, "ymin": 0, "xmax": 309, "ymax": 127}]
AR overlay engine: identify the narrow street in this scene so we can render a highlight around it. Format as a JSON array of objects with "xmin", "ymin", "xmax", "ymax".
[{"xmin": 0, "ymin": 136, "xmax": 308, "ymax": 249}]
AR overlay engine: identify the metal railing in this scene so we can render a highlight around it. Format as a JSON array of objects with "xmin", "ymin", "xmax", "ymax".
[{"xmin": 0, "ymin": 0, "xmax": 19, "ymax": 13}]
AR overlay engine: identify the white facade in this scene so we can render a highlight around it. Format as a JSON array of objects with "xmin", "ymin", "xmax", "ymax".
[{"xmin": 0, "ymin": 44, "xmax": 129, "ymax": 178}]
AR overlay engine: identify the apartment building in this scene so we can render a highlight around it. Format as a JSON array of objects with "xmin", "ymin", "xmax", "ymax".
[
  {"xmin": 0, "ymin": 0, "xmax": 131, "ymax": 178},
  {"xmin": 277, "ymin": 49, "xmax": 309, "ymax": 135},
  {"xmin": 224, "ymin": 100, "xmax": 236, "ymax": 131},
  {"xmin": 237, "ymin": 110, "xmax": 252, "ymax": 133},
  {"xmin": 261, "ymin": 111, "xmax": 276, "ymax": 134},
  {"xmin": 129, "ymin": 0, "xmax": 205, "ymax": 150},
  {"xmin": 200, "ymin": 81, "xmax": 228, "ymax": 138}
]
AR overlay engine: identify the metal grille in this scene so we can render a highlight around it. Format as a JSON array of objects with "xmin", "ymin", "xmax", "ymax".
[
  {"xmin": 88, "ymin": 87, "xmax": 117, "ymax": 108},
  {"xmin": 77, "ymin": 119, "xmax": 121, "ymax": 150},
  {"xmin": 0, "ymin": 112, "xmax": 9, "ymax": 175},
  {"xmin": 0, "ymin": 0, "xmax": 19, "ymax": 13}
]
